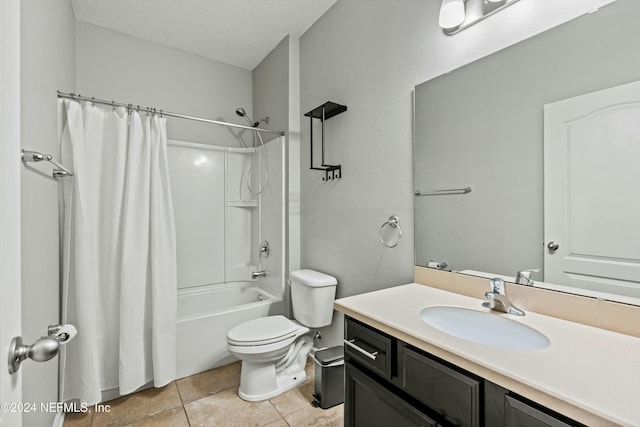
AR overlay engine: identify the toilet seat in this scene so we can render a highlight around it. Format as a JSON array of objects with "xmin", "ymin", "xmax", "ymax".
[{"xmin": 227, "ymin": 315, "xmax": 301, "ymax": 347}]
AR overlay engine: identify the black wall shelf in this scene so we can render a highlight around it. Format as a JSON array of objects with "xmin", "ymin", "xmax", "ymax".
[{"xmin": 305, "ymin": 101, "xmax": 347, "ymax": 181}]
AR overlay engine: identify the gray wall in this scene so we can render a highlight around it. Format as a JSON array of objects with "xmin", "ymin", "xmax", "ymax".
[
  {"xmin": 300, "ymin": 0, "xmax": 424, "ymax": 344},
  {"xmin": 253, "ymin": 37, "xmax": 290, "ymax": 300},
  {"xmin": 76, "ymin": 22, "xmax": 252, "ymax": 146},
  {"xmin": 414, "ymin": 0, "xmax": 640, "ymax": 279},
  {"xmin": 20, "ymin": 1, "xmax": 76, "ymax": 425},
  {"xmin": 253, "ymin": 35, "xmax": 302, "ymax": 314},
  {"xmin": 298, "ymin": 0, "xmax": 615, "ymax": 346},
  {"xmin": 287, "ymin": 38, "xmax": 301, "ymax": 282},
  {"xmin": 253, "ymin": 36, "xmax": 290, "ymax": 144}
]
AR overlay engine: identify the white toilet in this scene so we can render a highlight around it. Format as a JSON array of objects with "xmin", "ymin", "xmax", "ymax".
[{"xmin": 226, "ymin": 269, "xmax": 337, "ymax": 401}]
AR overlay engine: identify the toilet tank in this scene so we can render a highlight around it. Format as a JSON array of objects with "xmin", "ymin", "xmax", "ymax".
[{"xmin": 291, "ymin": 269, "xmax": 338, "ymax": 328}]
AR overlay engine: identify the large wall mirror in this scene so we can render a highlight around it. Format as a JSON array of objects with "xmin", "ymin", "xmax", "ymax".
[{"xmin": 414, "ymin": 0, "xmax": 640, "ymax": 305}]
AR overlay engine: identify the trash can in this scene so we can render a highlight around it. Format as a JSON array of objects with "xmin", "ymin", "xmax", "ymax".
[{"xmin": 312, "ymin": 346, "xmax": 345, "ymax": 409}]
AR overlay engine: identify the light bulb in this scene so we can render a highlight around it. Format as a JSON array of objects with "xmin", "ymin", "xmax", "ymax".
[{"xmin": 439, "ymin": 0, "xmax": 466, "ymax": 31}]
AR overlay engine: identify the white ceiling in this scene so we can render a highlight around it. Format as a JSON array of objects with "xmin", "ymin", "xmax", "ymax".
[{"xmin": 70, "ymin": 0, "xmax": 337, "ymax": 70}]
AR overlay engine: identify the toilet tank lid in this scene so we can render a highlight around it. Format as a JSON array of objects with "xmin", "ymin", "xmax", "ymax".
[{"xmin": 291, "ymin": 269, "xmax": 337, "ymax": 287}]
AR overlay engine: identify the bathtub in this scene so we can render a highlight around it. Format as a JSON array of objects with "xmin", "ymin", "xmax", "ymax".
[{"xmin": 176, "ymin": 282, "xmax": 284, "ymax": 379}]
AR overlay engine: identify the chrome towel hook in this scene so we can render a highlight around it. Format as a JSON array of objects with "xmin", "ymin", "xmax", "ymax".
[{"xmin": 379, "ymin": 215, "xmax": 402, "ymax": 248}]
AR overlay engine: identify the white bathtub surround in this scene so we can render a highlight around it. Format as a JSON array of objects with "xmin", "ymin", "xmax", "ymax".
[
  {"xmin": 176, "ymin": 282, "xmax": 283, "ymax": 379},
  {"xmin": 167, "ymin": 138, "xmax": 285, "ymax": 299},
  {"xmin": 227, "ymin": 269, "xmax": 337, "ymax": 401},
  {"xmin": 58, "ymin": 99, "xmax": 177, "ymax": 404}
]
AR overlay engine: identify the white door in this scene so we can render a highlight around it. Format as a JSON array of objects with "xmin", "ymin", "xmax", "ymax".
[
  {"xmin": 544, "ymin": 80, "xmax": 640, "ymax": 300},
  {"xmin": 0, "ymin": 1, "xmax": 23, "ymax": 426}
]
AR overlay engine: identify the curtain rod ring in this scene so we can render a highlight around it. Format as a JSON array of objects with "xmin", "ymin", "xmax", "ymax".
[
  {"xmin": 91, "ymin": 97, "xmax": 95, "ymax": 108},
  {"xmin": 111, "ymin": 101, "xmax": 116, "ymax": 112}
]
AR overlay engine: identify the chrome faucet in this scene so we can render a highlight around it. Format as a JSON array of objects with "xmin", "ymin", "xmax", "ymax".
[
  {"xmin": 251, "ymin": 270, "xmax": 266, "ymax": 279},
  {"xmin": 482, "ymin": 278, "xmax": 525, "ymax": 316},
  {"xmin": 514, "ymin": 268, "xmax": 539, "ymax": 286}
]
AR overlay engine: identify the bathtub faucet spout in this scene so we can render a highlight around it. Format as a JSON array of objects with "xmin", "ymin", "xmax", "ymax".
[{"xmin": 252, "ymin": 270, "xmax": 266, "ymax": 279}]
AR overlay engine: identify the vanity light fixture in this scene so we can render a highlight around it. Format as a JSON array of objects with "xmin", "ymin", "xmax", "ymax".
[
  {"xmin": 439, "ymin": 0, "xmax": 467, "ymax": 32},
  {"xmin": 439, "ymin": 0, "xmax": 521, "ymax": 35}
]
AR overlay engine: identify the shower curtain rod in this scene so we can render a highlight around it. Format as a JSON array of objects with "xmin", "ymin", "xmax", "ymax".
[{"xmin": 57, "ymin": 91, "xmax": 285, "ymax": 136}]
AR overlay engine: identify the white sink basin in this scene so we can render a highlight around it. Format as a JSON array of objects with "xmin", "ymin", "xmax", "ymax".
[{"xmin": 420, "ymin": 306, "xmax": 550, "ymax": 350}]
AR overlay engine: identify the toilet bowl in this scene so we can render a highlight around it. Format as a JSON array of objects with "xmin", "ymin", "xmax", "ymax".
[
  {"xmin": 227, "ymin": 315, "xmax": 312, "ymax": 401},
  {"xmin": 226, "ymin": 269, "xmax": 338, "ymax": 401}
]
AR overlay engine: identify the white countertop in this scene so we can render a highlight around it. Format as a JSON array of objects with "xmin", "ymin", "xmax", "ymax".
[{"xmin": 335, "ymin": 283, "xmax": 640, "ymax": 427}]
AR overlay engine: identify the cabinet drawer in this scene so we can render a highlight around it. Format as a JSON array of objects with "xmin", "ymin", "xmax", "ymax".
[
  {"xmin": 345, "ymin": 318, "xmax": 393, "ymax": 379},
  {"xmin": 402, "ymin": 346, "xmax": 480, "ymax": 427}
]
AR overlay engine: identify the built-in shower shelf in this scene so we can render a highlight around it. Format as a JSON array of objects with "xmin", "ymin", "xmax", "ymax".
[{"xmin": 228, "ymin": 200, "xmax": 259, "ymax": 208}]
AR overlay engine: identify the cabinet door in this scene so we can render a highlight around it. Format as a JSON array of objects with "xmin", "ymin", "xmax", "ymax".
[
  {"xmin": 402, "ymin": 346, "xmax": 480, "ymax": 427},
  {"xmin": 345, "ymin": 361, "xmax": 438, "ymax": 427},
  {"xmin": 505, "ymin": 395, "xmax": 579, "ymax": 427}
]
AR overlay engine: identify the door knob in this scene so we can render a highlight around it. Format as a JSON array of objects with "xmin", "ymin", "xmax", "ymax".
[
  {"xmin": 8, "ymin": 336, "xmax": 59, "ymax": 374},
  {"xmin": 8, "ymin": 324, "xmax": 77, "ymax": 374},
  {"xmin": 547, "ymin": 241, "xmax": 559, "ymax": 251}
]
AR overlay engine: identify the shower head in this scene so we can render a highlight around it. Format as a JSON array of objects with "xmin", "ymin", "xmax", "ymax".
[
  {"xmin": 236, "ymin": 107, "xmax": 255, "ymax": 127},
  {"xmin": 254, "ymin": 116, "xmax": 270, "ymax": 127},
  {"xmin": 235, "ymin": 107, "xmax": 269, "ymax": 127}
]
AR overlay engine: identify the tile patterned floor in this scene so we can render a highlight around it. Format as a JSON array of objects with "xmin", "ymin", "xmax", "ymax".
[{"xmin": 63, "ymin": 360, "xmax": 344, "ymax": 427}]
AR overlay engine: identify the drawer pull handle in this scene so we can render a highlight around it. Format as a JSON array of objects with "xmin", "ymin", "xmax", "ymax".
[{"xmin": 344, "ymin": 339, "xmax": 379, "ymax": 360}]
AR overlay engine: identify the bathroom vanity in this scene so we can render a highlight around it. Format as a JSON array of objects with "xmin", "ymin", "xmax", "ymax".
[
  {"xmin": 344, "ymin": 316, "xmax": 582, "ymax": 427},
  {"xmin": 335, "ymin": 277, "xmax": 640, "ymax": 427}
]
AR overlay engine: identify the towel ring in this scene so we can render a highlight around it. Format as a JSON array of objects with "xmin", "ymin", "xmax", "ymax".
[{"xmin": 379, "ymin": 215, "xmax": 402, "ymax": 248}]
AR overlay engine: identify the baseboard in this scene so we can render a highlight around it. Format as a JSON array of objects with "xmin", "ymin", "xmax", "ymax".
[{"xmin": 52, "ymin": 411, "xmax": 65, "ymax": 427}]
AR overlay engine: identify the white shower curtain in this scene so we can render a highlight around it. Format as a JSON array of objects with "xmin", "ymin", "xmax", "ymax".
[{"xmin": 58, "ymin": 99, "xmax": 177, "ymax": 404}]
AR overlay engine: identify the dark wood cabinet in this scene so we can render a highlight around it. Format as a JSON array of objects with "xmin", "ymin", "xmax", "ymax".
[
  {"xmin": 503, "ymin": 395, "xmax": 577, "ymax": 427},
  {"xmin": 345, "ymin": 361, "xmax": 438, "ymax": 427},
  {"xmin": 402, "ymin": 346, "xmax": 481, "ymax": 427},
  {"xmin": 344, "ymin": 316, "xmax": 585, "ymax": 427}
]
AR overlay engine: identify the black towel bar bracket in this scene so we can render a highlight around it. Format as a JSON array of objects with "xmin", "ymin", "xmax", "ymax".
[{"xmin": 304, "ymin": 101, "xmax": 347, "ymax": 181}]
